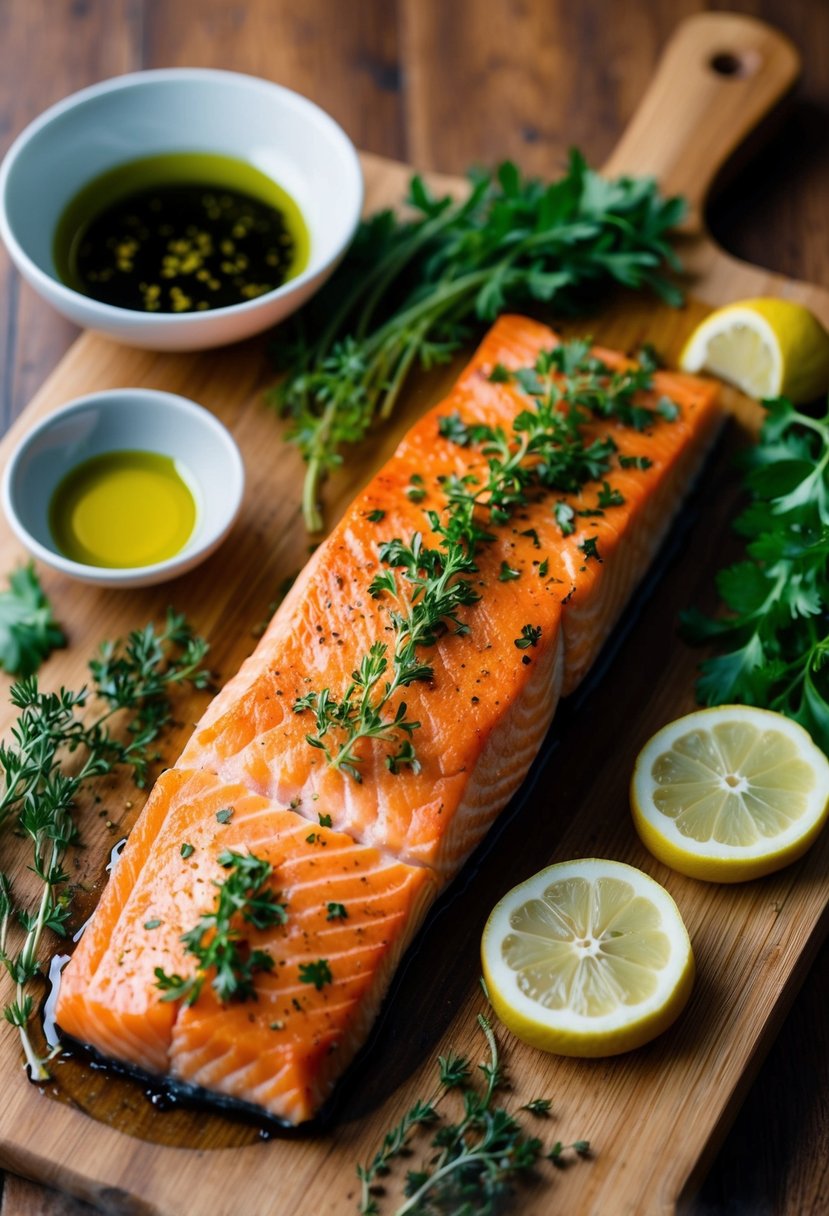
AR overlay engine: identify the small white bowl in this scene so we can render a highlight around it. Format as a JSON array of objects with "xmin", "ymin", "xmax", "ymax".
[
  {"xmin": 1, "ymin": 389, "xmax": 245, "ymax": 587},
  {"xmin": 0, "ymin": 69, "xmax": 363, "ymax": 351}
]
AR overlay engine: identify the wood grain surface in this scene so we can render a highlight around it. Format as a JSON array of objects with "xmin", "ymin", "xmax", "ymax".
[{"xmin": 0, "ymin": 1, "xmax": 828, "ymax": 1213}]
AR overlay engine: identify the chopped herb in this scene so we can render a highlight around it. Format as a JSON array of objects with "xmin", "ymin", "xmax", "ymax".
[
  {"xmin": 619, "ymin": 454, "xmax": 652, "ymax": 470},
  {"xmin": 318, "ymin": 812, "xmax": 333, "ymax": 827},
  {"xmin": 306, "ymin": 832, "xmax": 318, "ymax": 844},
  {"xmin": 538, "ymin": 558, "xmax": 549, "ymax": 578},
  {"xmin": 522, "ymin": 1098, "xmax": 553, "ymax": 1115},
  {"xmin": 499, "ymin": 562, "xmax": 521, "ymax": 582},
  {"xmin": 154, "ymin": 849, "xmax": 288, "ymax": 1007},
  {"xmin": 515, "ymin": 624, "xmax": 542, "ymax": 650},
  {"xmin": 488, "ymin": 363, "xmax": 512, "ymax": 384},
  {"xmin": 406, "ymin": 474, "xmax": 427, "ymax": 504},
  {"xmin": 519, "ymin": 527, "xmax": 541, "ymax": 548},
  {"xmin": 180, "ymin": 842, "xmax": 195, "ymax": 859},
  {"xmin": 553, "ymin": 501, "xmax": 575, "ymax": 536},
  {"xmin": 579, "ymin": 536, "xmax": 602, "ymax": 562},
  {"xmin": 657, "ymin": 396, "xmax": 679, "ymax": 421},
  {"xmin": 299, "ymin": 958, "xmax": 333, "ymax": 990},
  {"xmin": 549, "ymin": 1139, "xmax": 592, "ymax": 1166},
  {"xmin": 597, "ymin": 481, "xmax": 625, "ymax": 509},
  {"xmin": 215, "ymin": 807, "xmax": 234, "ymax": 824},
  {"xmin": 144, "ymin": 919, "xmax": 162, "ymax": 930},
  {"xmin": 366, "ymin": 509, "xmax": 386, "ymax": 523},
  {"xmin": 327, "ymin": 902, "xmax": 348, "ymax": 921}
]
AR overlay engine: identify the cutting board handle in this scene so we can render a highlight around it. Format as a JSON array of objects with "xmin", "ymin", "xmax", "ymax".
[{"xmin": 602, "ymin": 12, "xmax": 799, "ymax": 233}]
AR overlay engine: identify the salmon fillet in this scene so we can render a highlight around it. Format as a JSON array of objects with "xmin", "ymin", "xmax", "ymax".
[
  {"xmin": 56, "ymin": 315, "xmax": 720, "ymax": 1123},
  {"xmin": 58, "ymin": 768, "xmax": 436, "ymax": 1124}
]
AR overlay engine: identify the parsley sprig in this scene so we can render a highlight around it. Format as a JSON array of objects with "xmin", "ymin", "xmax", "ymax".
[
  {"xmin": 295, "ymin": 342, "xmax": 673, "ymax": 780},
  {"xmin": 357, "ymin": 1013, "xmax": 588, "ymax": 1215},
  {"xmin": 155, "ymin": 849, "xmax": 288, "ymax": 1006},
  {"xmin": 683, "ymin": 396, "xmax": 829, "ymax": 748},
  {"xmin": 271, "ymin": 155, "xmax": 684, "ymax": 531},
  {"xmin": 0, "ymin": 611, "xmax": 210, "ymax": 1079},
  {"xmin": 0, "ymin": 564, "xmax": 65, "ymax": 677}
]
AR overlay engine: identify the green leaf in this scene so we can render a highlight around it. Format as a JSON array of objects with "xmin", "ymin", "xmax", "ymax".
[{"xmin": 0, "ymin": 565, "xmax": 65, "ymax": 677}]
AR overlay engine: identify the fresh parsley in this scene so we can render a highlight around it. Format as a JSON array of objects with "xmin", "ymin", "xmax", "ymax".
[
  {"xmin": 271, "ymin": 154, "xmax": 684, "ymax": 531},
  {"xmin": 0, "ymin": 565, "xmax": 65, "ymax": 677},
  {"xmin": 682, "ymin": 395, "xmax": 829, "ymax": 749}
]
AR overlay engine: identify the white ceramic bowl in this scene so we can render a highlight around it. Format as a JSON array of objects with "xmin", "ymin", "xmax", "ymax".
[
  {"xmin": 0, "ymin": 69, "xmax": 363, "ymax": 351},
  {"xmin": 2, "ymin": 389, "xmax": 245, "ymax": 587}
]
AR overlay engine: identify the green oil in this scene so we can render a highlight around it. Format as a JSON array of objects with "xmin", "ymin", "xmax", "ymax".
[
  {"xmin": 50, "ymin": 450, "xmax": 197, "ymax": 568},
  {"xmin": 54, "ymin": 152, "xmax": 309, "ymax": 313}
]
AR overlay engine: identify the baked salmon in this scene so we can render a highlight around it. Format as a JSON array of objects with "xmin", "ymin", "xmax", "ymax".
[{"xmin": 56, "ymin": 315, "xmax": 720, "ymax": 1124}]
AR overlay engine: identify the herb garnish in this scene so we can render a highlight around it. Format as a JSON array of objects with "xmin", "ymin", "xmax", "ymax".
[
  {"xmin": 215, "ymin": 807, "xmax": 234, "ymax": 824},
  {"xmin": 327, "ymin": 902, "xmax": 348, "ymax": 921},
  {"xmin": 0, "ymin": 610, "xmax": 209, "ymax": 1079},
  {"xmin": 515, "ymin": 624, "xmax": 542, "ymax": 649},
  {"xmin": 0, "ymin": 565, "xmax": 65, "ymax": 677},
  {"xmin": 298, "ymin": 958, "xmax": 333, "ymax": 990},
  {"xmin": 155, "ymin": 849, "xmax": 288, "ymax": 1007},
  {"xmin": 295, "ymin": 342, "xmax": 674, "ymax": 780},
  {"xmin": 271, "ymin": 156, "xmax": 684, "ymax": 531},
  {"xmin": 683, "ymin": 395, "xmax": 829, "ymax": 748},
  {"xmin": 357, "ymin": 1013, "xmax": 588, "ymax": 1215},
  {"xmin": 180, "ymin": 842, "xmax": 195, "ymax": 859}
]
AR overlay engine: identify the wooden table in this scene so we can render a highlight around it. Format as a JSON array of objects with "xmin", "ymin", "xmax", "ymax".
[{"xmin": 1, "ymin": 2, "xmax": 828, "ymax": 1212}]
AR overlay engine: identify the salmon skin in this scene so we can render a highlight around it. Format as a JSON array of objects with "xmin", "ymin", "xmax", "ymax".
[{"xmin": 57, "ymin": 315, "xmax": 720, "ymax": 1124}]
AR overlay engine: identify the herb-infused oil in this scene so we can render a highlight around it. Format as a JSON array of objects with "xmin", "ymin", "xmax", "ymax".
[{"xmin": 54, "ymin": 152, "xmax": 309, "ymax": 314}]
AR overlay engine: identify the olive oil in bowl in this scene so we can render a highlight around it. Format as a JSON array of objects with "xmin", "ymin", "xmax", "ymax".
[
  {"xmin": 54, "ymin": 152, "xmax": 309, "ymax": 314},
  {"xmin": 49, "ymin": 450, "xmax": 197, "ymax": 569}
]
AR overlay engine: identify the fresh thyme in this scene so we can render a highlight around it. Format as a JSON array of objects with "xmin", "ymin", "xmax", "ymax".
[
  {"xmin": 271, "ymin": 155, "xmax": 684, "ymax": 531},
  {"xmin": 155, "ymin": 849, "xmax": 288, "ymax": 1007},
  {"xmin": 0, "ymin": 610, "xmax": 210, "ymax": 1079},
  {"xmin": 357, "ymin": 1013, "xmax": 588, "ymax": 1215},
  {"xmin": 295, "ymin": 341, "xmax": 675, "ymax": 781}
]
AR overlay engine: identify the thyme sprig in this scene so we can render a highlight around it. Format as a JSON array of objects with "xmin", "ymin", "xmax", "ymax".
[
  {"xmin": 0, "ymin": 611, "xmax": 210, "ymax": 1079},
  {"xmin": 154, "ymin": 849, "xmax": 288, "ymax": 1006},
  {"xmin": 357, "ymin": 1013, "xmax": 588, "ymax": 1215},
  {"xmin": 271, "ymin": 155, "xmax": 684, "ymax": 531},
  {"xmin": 295, "ymin": 341, "xmax": 671, "ymax": 781}
]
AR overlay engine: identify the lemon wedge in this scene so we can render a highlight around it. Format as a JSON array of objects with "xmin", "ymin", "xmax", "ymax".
[
  {"xmin": 631, "ymin": 706, "xmax": 829, "ymax": 883},
  {"xmin": 679, "ymin": 298, "xmax": 829, "ymax": 402},
  {"xmin": 481, "ymin": 858, "xmax": 694, "ymax": 1056}
]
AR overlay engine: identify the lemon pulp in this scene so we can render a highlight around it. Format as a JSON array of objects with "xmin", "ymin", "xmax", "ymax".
[{"xmin": 50, "ymin": 450, "xmax": 197, "ymax": 568}]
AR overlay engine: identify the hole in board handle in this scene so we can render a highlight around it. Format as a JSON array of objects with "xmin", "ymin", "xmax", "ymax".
[{"xmin": 709, "ymin": 50, "xmax": 761, "ymax": 78}]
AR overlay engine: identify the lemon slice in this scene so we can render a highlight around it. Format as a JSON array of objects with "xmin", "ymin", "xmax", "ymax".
[
  {"xmin": 679, "ymin": 298, "xmax": 829, "ymax": 402},
  {"xmin": 631, "ymin": 706, "xmax": 829, "ymax": 883},
  {"xmin": 481, "ymin": 858, "xmax": 694, "ymax": 1056}
]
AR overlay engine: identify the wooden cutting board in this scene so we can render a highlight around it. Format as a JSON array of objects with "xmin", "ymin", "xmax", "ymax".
[{"xmin": 0, "ymin": 13, "xmax": 826, "ymax": 1215}]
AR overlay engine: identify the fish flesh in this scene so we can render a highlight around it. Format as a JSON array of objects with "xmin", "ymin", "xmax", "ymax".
[{"xmin": 56, "ymin": 315, "xmax": 720, "ymax": 1123}]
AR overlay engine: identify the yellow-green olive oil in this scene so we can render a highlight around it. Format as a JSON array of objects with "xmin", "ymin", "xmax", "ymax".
[
  {"xmin": 49, "ymin": 450, "xmax": 197, "ymax": 568},
  {"xmin": 54, "ymin": 152, "xmax": 309, "ymax": 314}
]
